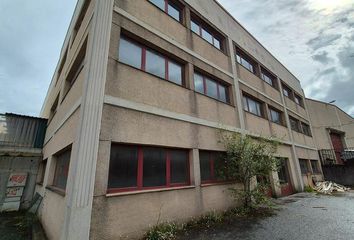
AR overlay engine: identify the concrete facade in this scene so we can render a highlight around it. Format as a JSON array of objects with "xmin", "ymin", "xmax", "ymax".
[{"xmin": 37, "ymin": 1, "xmax": 323, "ymax": 239}]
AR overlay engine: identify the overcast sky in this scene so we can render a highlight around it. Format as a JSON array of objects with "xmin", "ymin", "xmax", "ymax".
[{"xmin": 0, "ymin": 0, "xmax": 353, "ymax": 117}]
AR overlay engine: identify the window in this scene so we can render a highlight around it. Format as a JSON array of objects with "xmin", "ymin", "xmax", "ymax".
[
  {"xmin": 37, "ymin": 159, "xmax": 47, "ymax": 184},
  {"xmin": 301, "ymin": 122, "xmax": 311, "ymax": 136},
  {"xmin": 119, "ymin": 36, "xmax": 183, "ymax": 85},
  {"xmin": 48, "ymin": 94, "xmax": 59, "ymax": 122},
  {"xmin": 269, "ymin": 108, "xmax": 282, "ymax": 125},
  {"xmin": 236, "ymin": 48, "xmax": 257, "ymax": 74},
  {"xmin": 193, "ymin": 73, "xmax": 229, "ymax": 103},
  {"xmin": 63, "ymin": 39, "xmax": 87, "ymax": 99},
  {"xmin": 282, "ymin": 84, "xmax": 292, "ymax": 99},
  {"xmin": 299, "ymin": 159, "xmax": 309, "ymax": 174},
  {"xmin": 261, "ymin": 68, "xmax": 276, "ymax": 87},
  {"xmin": 289, "ymin": 117, "xmax": 300, "ymax": 132},
  {"xmin": 311, "ymin": 160, "xmax": 321, "ymax": 174},
  {"xmin": 72, "ymin": 0, "xmax": 91, "ymax": 45},
  {"xmin": 149, "ymin": 0, "xmax": 182, "ymax": 22},
  {"xmin": 191, "ymin": 17, "xmax": 223, "ymax": 50},
  {"xmin": 243, "ymin": 95, "xmax": 263, "ymax": 117},
  {"xmin": 55, "ymin": 47, "xmax": 68, "ymax": 86},
  {"xmin": 294, "ymin": 94, "xmax": 303, "ymax": 106},
  {"xmin": 108, "ymin": 145, "xmax": 189, "ymax": 192},
  {"xmin": 278, "ymin": 158, "xmax": 290, "ymax": 184},
  {"xmin": 53, "ymin": 147, "xmax": 71, "ymax": 191},
  {"xmin": 200, "ymin": 151, "xmax": 228, "ymax": 183}
]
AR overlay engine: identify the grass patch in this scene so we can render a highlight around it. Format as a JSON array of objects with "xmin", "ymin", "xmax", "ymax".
[
  {"xmin": 304, "ymin": 186, "xmax": 314, "ymax": 193},
  {"xmin": 143, "ymin": 207, "xmax": 274, "ymax": 240}
]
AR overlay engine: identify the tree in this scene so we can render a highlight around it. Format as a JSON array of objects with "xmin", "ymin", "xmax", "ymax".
[{"xmin": 219, "ymin": 132, "xmax": 280, "ymax": 208}]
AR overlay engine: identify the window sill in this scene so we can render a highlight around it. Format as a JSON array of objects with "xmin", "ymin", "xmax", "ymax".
[
  {"xmin": 191, "ymin": 32, "xmax": 226, "ymax": 55},
  {"xmin": 117, "ymin": 61, "xmax": 188, "ymax": 90},
  {"xmin": 106, "ymin": 185, "xmax": 196, "ymax": 197},
  {"xmin": 36, "ymin": 182, "xmax": 43, "ymax": 186},
  {"xmin": 46, "ymin": 185, "xmax": 66, "ymax": 197},
  {"xmin": 244, "ymin": 110, "xmax": 266, "ymax": 120},
  {"xmin": 194, "ymin": 91, "xmax": 233, "ymax": 107},
  {"xmin": 201, "ymin": 181, "xmax": 236, "ymax": 187},
  {"xmin": 270, "ymin": 121, "xmax": 287, "ymax": 128}
]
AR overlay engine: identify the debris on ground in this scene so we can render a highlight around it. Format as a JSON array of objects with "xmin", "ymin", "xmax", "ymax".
[{"xmin": 314, "ymin": 181, "xmax": 351, "ymax": 195}]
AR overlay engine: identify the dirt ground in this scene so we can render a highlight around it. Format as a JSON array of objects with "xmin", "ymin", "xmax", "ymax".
[{"xmin": 177, "ymin": 191, "xmax": 354, "ymax": 240}]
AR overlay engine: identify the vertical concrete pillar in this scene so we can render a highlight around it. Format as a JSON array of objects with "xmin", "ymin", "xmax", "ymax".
[
  {"xmin": 277, "ymin": 77, "xmax": 304, "ymax": 192},
  {"xmin": 191, "ymin": 149, "xmax": 201, "ymax": 186},
  {"xmin": 228, "ymin": 38, "xmax": 246, "ymax": 132},
  {"xmin": 60, "ymin": 0, "xmax": 114, "ymax": 239}
]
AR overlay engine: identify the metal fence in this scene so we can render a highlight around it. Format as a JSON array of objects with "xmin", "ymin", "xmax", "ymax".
[{"xmin": 0, "ymin": 113, "xmax": 47, "ymax": 149}]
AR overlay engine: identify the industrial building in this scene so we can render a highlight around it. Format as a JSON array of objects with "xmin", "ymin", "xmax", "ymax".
[{"xmin": 36, "ymin": 0, "xmax": 324, "ymax": 239}]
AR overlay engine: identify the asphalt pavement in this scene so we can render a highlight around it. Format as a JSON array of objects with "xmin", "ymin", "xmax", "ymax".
[{"xmin": 179, "ymin": 191, "xmax": 354, "ymax": 240}]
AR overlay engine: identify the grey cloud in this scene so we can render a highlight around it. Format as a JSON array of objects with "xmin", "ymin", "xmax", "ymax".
[
  {"xmin": 307, "ymin": 34, "xmax": 342, "ymax": 51},
  {"xmin": 312, "ymin": 51, "xmax": 332, "ymax": 64}
]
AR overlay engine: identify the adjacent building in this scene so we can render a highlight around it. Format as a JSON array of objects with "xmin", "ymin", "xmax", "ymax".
[
  {"xmin": 36, "ymin": 0, "xmax": 324, "ymax": 239},
  {"xmin": 0, "ymin": 113, "xmax": 46, "ymax": 212}
]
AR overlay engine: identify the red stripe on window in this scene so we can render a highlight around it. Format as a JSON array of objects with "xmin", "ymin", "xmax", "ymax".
[
  {"xmin": 166, "ymin": 151, "xmax": 171, "ymax": 186},
  {"xmin": 203, "ymin": 76, "xmax": 207, "ymax": 94},
  {"xmin": 137, "ymin": 147, "xmax": 144, "ymax": 188},
  {"xmin": 141, "ymin": 48, "xmax": 146, "ymax": 71},
  {"xmin": 165, "ymin": 59, "xmax": 169, "ymax": 80}
]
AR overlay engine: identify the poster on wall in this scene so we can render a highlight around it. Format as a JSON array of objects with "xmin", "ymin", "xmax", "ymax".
[{"xmin": 1, "ymin": 173, "xmax": 28, "ymax": 212}]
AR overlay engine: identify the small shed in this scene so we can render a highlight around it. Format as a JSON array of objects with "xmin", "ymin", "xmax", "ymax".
[{"xmin": 0, "ymin": 113, "xmax": 47, "ymax": 211}]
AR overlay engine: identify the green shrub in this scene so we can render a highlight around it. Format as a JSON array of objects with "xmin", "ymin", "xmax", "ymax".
[
  {"xmin": 144, "ymin": 222, "xmax": 178, "ymax": 240},
  {"xmin": 304, "ymin": 186, "xmax": 314, "ymax": 192}
]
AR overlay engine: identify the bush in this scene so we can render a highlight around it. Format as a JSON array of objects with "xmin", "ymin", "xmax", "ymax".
[
  {"xmin": 304, "ymin": 186, "xmax": 314, "ymax": 192},
  {"xmin": 144, "ymin": 222, "xmax": 178, "ymax": 240}
]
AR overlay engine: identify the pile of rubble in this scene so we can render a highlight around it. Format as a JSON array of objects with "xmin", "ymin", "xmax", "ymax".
[{"xmin": 314, "ymin": 181, "xmax": 351, "ymax": 195}]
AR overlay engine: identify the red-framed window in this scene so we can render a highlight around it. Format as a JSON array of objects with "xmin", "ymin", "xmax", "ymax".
[
  {"xmin": 260, "ymin": 67, "xmax": 276, "ymax": 88},
  {"xmin": 194, "ymin": 72, "xmax": 229, "ymax": 103},
  {"xmin": 294, "ymin": 94, "xmax": 304, "ymax": 107},
  {"xmin": 243, "ymin": 95, "xmax": 264, "ymax": 117},
  {"xmin": 236, "ymin": 48, "xmax": 257, "ymax": 74},
  {"xmin": 149, "ymin": 0, "xmax": 183, "ymax": 22},
  {"xmin": 282, "ymin": 83, "xmax": 293, "ymax": 99},
  {"xmin": 107, "ymin": 144, "xmax": 190, "ymax": 193},
  {"xmin": 191, "ymin": 17, "xmax": 223, "ymax": 50},
  {"xmin": 118, "ymin": 36, "xmax": 184, "ymax": 86},
  {"xmin": 52, "ymin": 147, "xmax": 71, "ymax": 191},
  {"xmin": 200, "ymin": 151, "xmax": 229, "ymax": 184},
  {"xmin": 269, "ymin": 107, "xmax": 282, "ymax": 125},
  {"xmin": 289, "ymin": 116, "xmax": 300, "ymax": 132},
  {"xmin": 301, "ymin": 122, "xmax": 312, "ymax": 136}
]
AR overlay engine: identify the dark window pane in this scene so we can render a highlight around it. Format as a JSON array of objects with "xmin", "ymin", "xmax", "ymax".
[
  {"xmin": 168, "ymin": 61, "xmax": 182, "ymax": 85},
  {"xmin": 270, "ymin": 109, "xmax": 281, "ymax": 124},
  {"xmin": 191, "ymin": 20, "xmax": 200, "ymax": 35},
  {"xmin": 168, "ymin": 4, "xmax": 180, "ymax": 21},
  {"xmin": 108, "ymin": 145, "xmax": 138, "ymax": 189},
  {"xmin": 290, "ymin": 118, "xmax": 299, "ymax": 131},
  {"xmin": 119, "ymin": 38, "xmax": 142, "ymax": 69},
  {"xmin": 150, "ymin": 0, "xmax": 165, "ymax": 10},
  {"xmin": 213, "ymin": 152, "xmax": 226, "ymax": 180},
  {"xmin": 278, "ymin": 159, "xmax": 289, "ymax": 184},
  {"xmin": 53, "ymin": 149, "xmax": 71, "ymax": 190},
  {"xmin": 200, "ymin": 151, "xmax": 211, "ymax": 181},
  {"xmin": 194, "ymin": 73, "xmax": 204, "ymax": 93},
  {"xmin": 170, "ymin": 149, "xmax": 188, "ymax": 184},
  {"xmin": 202, "ymin": 28, "xmax": 213, "ymax": 44},
  {"xmin": 248, "ymin": 98, "xmax": 260, "ymax": 116},
  {"xmin": 214, "ymin": 38, "xmax": 221, "ymax": 49},
  {"xmin": 299, "ymin": 159, "xmax": 309, "ymax": 174},
  {"xmin": 206, "ymin": 78, "xmax": 218, "ymax": 99},
  {"xmin": 218, "ymin": 85, "xmax": 227, "ymax": 103},
  {"xmin": 311, "ymin": 160, "xmax": 320, "ymax": 173},
  {"xmin": 143, "ymin": 147, "xmax": 166, "ymax": 187},
  {"xmin": 146, "ymin": 50, "xmax": 166, "ymax": 79}
]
